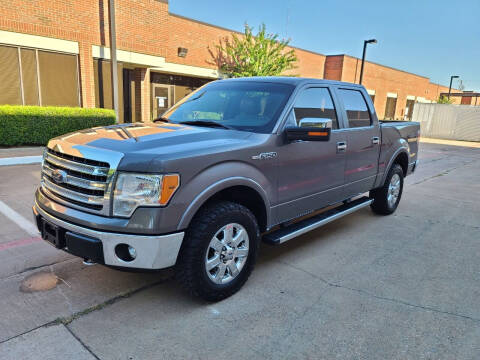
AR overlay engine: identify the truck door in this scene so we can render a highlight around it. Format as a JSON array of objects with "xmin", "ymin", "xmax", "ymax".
[
  {"xmin": 275, "ymin": 87, "xmax": 347, "ymax": 223},
  {"xmin": 335, "ymin": 87, "xmax": 381, "ymax": 197}
]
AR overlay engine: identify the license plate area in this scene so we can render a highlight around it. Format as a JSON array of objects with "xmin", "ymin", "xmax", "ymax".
[{"xmin": 41, "ymin": 219, "xmax": 66, "ymax": 249}]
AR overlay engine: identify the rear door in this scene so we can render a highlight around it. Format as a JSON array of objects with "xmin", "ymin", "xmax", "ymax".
[
  {"xmin": 334, "ymin": 87, "xmax": 381, "ymax": 197},
  {"xmin": 275, "ymin": 86, "xmax": 346, "ymax": 222}
]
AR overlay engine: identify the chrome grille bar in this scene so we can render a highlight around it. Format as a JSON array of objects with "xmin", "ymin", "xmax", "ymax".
[
  {"xmin": 44, "ymin": 152, "xmax": 109, "ymax": 177},
  {"xmin": 42, "ymin": 163, "xmax": 107, "ymax": 191},
  {"xmin": 42, "ymin": 177, "xmax": 104, "ymax": 206}
]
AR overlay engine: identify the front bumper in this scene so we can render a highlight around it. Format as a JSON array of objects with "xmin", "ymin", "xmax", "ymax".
[{"xmin": 33, "ymin": 200, "xmax": 184, "ymax": 270}]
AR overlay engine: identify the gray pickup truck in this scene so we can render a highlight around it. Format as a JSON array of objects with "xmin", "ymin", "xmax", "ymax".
[{"xmin": 33, "ymin": 77, "xmax": 419, "ymax": 301}]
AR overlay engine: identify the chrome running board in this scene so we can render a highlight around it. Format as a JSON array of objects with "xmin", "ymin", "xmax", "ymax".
[{"xmin": 263, "ymin": 196, "xmax": 373, "ymax": 245}]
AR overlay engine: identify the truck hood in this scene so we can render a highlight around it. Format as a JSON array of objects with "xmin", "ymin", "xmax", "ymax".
[{"xmin": 47, "ymin": 123, "xmax": 254, "ymax": 172}]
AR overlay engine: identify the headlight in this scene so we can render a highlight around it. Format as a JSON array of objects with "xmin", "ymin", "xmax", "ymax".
[{"xmin": 113, "ymin": 173, "xmax": 179, "ymax": 217}]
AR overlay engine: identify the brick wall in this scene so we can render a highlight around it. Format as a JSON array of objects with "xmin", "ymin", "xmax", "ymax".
[
  {"xmin": 0, "ymin": 0, "xmax": 468, "ymax": 118},
  {"xmin": 166, "ymin": 14, "xmax": 326, "ymax": 76},
  {"xmin": 323, "ymin": 55, "xmax": 343, "ymax": 81},
  {"xmin": 324, "ymin": 55, "xmax": 462, "ymax": 119}
]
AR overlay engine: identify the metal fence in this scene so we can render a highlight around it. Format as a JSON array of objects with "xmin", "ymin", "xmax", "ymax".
[{"xmin": 412, "ymin": 103, "xmax": 480, "ymax": 141}]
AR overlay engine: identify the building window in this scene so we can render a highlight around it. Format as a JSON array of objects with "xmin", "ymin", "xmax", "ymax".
[
  {"xmin": 0, "ymin": 45, "xmax": 22, "ymax": 105},
  {"xmin": 38, "ymin": 51, "xmax": 80, "ymax": 107},
  {"xmin": 20, "ymin": 49, "xmax": 39, "ymax": 106},
  {"xmin": 0, "ymin": 44, "xmax": 80, "ymax": 107},
  {"xmin": 405, "ymin": 99, "xmax": 415, "ymax": 120},
  {"xmin": 370, "ymin": 94, "xmax": 375, "ymax": 104},
  {"xmin": 384, "ymin": 97, "xmax": 397, "ymax": 120}
]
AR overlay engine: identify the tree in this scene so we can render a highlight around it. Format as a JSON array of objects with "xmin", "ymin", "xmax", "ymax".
[
  {"xmin": 217, "ymin": 24, "xmax": 298, "ymax": 78},
  {"xmin": 437, "ymin": 95, "xmax": 454, "ymax": 104}
]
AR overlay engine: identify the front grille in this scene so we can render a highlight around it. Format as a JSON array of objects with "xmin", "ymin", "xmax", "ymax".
[{"xmin": 41, "ymin": 149, "xmax": 112, "ymax": 213}]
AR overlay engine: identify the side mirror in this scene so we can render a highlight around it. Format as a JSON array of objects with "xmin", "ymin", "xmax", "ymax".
[{"xmin": 285, "ymin": 118, "xmax": 332, "ymax": 142}]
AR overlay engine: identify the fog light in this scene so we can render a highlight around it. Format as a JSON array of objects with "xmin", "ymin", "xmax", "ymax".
[
  {"xmin": 128, "ymin": 245, "xmax": 137, "ymax": 260},
  {"xmin": 115, "ymin": 243, "xmax": 137, "ymax": 262}
]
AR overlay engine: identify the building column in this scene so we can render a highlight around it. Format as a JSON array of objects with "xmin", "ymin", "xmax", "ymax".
[
  {"xmin": 135, "ymin": 68, "xmax": 151, "ymax": 122},
  {"xmin": 78, "ymin": 42, "xmax": 96, "ymax": 108}
]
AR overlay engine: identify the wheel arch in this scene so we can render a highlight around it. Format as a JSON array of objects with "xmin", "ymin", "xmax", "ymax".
[
  {"xmin": 177, "ymin": 177, "xmax": 271, "ymax": 233},
  {"xmin": 379, "ymin": 147, "xmax": 409, "ymax": 187}
]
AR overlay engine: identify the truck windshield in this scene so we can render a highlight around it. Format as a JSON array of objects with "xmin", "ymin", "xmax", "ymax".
[{"xmin": 162, "ymin": 81, "xmax": 294, "ymax": 133}]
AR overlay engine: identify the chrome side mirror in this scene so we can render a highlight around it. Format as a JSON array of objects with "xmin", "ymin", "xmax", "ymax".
[{"xmin": 298, "ymin": 118, "xmax": 332, "ymax": 129}]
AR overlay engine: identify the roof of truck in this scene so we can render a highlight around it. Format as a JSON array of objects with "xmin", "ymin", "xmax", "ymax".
[{"xmin": 218, "ymin": 76, "xmax": 364, "ymax": 88}]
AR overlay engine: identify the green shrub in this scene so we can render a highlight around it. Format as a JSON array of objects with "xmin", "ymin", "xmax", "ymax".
[{"xmin": 0, "ymin": 105, "xmax": 116, "ymax": 146}]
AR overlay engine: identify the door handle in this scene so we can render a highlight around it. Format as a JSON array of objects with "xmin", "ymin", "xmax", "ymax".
[
  {"xmin": 372, "ymin": 137, "xmax": 380, "ymax": 145},
  {"xmin": 337, "ymin": 141, "xmax": 347, "ymax": 152}
]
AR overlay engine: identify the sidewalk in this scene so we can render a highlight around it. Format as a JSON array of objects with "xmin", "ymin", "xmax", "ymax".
[
  {"xmin": 0, "ymin": 147, "xmax": 44, "ymax": 166},
  {"xmin": 420, "ymin": 137, "xmax": 480, "ymax": 148},
  {"xmin": 0, "ymin": 146, "xmax": 44, "ymax": 158}
]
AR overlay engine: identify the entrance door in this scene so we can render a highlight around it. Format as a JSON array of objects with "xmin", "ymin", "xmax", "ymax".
[{"xmin": 152, "ymin": 84, "xmax": 173, "ymax": 120}]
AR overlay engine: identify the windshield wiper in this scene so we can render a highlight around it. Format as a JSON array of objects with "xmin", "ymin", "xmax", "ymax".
[
  {"xmin": 179, "ymin": 120, "xmax": 233, "ymax": 130},
  {"xmin": 153, "ymin": 116, "xmax": 170, "ymax": 123}
]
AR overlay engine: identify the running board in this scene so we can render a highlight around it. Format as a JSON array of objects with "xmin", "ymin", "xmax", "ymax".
[{"xmin": 263, "ymin": 196, "xmax": 373, "ymax": 245}]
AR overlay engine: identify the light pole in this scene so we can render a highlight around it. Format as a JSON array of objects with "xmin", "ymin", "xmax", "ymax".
[
  {"xmin": 448, "ymin": 75, "xmax": 459, "ymax": 100},
  {"xmin": 359, "ymin": 39, "xmax": 377, "ymax": 85}
]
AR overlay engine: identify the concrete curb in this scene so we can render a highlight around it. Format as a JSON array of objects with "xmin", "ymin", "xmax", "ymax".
[{"xmin": 0, "ymin": 156, "xmax": 43, "ymax": 166}]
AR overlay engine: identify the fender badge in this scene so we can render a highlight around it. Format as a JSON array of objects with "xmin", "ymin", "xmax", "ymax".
[{"xmin": 252, "ymin": 152, "xmax": 277, "ymax": 160}]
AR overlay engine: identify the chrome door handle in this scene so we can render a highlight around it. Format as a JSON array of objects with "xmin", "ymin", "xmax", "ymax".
[
  {"xmin": 372, "ymin": 137, "xmax": 380, "ymax": 145},
  {"xmin": 337, "ymin": 141, "xmax": 347, "ymax": 152}
]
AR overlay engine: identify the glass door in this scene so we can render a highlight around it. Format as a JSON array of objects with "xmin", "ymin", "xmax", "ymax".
[{"xmin": 152, "ymin": 84, "xmax": 173, "ymax": 120}]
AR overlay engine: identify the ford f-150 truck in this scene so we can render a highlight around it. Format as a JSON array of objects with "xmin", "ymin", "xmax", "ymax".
[{"xmin": 33, "ymin": 77, "xmax": 420, "ymax": 301}]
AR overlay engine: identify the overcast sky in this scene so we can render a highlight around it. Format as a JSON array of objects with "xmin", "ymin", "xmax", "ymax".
[{"xmin": 170, "ymin": 0, "xmax": 480, "ymax": 91}]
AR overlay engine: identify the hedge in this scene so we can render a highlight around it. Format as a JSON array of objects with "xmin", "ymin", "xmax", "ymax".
[{"xmin": 0, "ymin": 105, "xmax": 116, "ymax": 146}]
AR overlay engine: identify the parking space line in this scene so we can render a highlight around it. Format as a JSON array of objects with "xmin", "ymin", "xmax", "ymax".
[
  {"xmin": 0, "ymin": 237, "xmax": 42, "ymax": 252},
  {"xmin": 0, "ymin": 200, "xmax": 39, "ymax": 236},
  {"xmin": 0, "ymin": 156, "xmax": 42, "ymax": 166}
]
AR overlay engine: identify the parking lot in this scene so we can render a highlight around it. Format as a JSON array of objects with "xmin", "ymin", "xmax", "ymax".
[{"xmin": 0, "ymin": 140, "xmax": 479, "ymax": 359}]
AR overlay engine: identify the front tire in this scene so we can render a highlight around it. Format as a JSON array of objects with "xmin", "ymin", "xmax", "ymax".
[
  {"xmin": 370, "ymin": 164, "xmax": 404, "ymax": 215},
  {"xmin": 175, "ymin": 201, "xmax": 260, "ymax": 302}
]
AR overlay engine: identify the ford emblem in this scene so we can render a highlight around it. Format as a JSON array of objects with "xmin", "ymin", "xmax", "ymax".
[{"xmin": 51, "ymin": 169, "xmax": 67, "ymax": 184}]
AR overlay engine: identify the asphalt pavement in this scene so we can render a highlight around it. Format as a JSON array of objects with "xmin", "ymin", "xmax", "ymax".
[{"xmin": 0, "ymin": 140, "xmax": 479, "ymax": 359}]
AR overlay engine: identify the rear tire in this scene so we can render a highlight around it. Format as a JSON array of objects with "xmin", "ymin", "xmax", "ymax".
[
  {"xmin": 370, "ymin": 164, "xmax": 404, "ymax": 215},
  {"xmin": 175, "ymin": 201, "xmax": 260, "ymax": 302}
]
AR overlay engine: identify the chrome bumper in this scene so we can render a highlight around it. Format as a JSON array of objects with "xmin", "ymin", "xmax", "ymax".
[{"xmin": 33, "ymin": 201, "xmax": 184, "ymax": 270}]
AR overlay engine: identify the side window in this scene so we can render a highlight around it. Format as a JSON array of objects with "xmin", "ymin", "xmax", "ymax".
[
  {"xmin": 338, "ymin": 89, "xmax": 372, "ymax": 128},
  {"xmin": 292, "ymin": 88, "xmax": 338, "ymax": 129}
]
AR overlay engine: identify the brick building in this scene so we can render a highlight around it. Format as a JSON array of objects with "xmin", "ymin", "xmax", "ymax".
[{"xmin": 0, "ymin": 0, "xmax": 466, "ymax": 123}]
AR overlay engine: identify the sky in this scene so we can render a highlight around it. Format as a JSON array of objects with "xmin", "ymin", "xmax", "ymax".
[{"xmin": 169, "ymin": 0, "xmax": 480, "ymax": 91}]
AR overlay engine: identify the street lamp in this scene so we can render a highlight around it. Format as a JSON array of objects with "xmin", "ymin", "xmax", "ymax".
[
  {"xmin": 359, "ymin": 39, "xmax": 377, "ymax": 85},
  {"xmin": 448, "ymin": 75, "xmax": 459, "ymax": 100}
]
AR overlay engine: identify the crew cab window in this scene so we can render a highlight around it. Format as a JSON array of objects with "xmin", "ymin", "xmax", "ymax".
[
  {"xmin": 338, "ymin": 89, "xmax": 372, "ymax": 128},
  {"xmin": 291, "ymin": 88, "xmax": 338, "ymax": 129},
  {"xmin": 163, "ymin": 81, "xmax": 294, "ymax": 133}
]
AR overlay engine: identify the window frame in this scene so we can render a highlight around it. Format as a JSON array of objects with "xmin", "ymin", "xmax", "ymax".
[
  {"xmin": 0, "ymin": 43, "xmax": 81, "ymax": 107},
  {"xmin": 336, "ymin": 87, "xmax": 374, "ymax": 129},
  {"xmin": 286, "ymin": 86, "xmax": 340, "ymax": 131}
]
